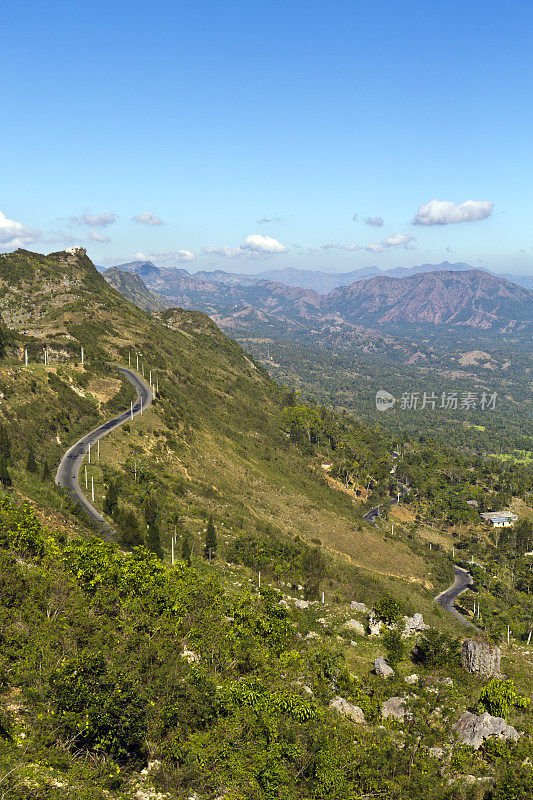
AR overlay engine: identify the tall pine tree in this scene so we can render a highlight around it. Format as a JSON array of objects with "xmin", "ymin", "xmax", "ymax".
[
  {"xmin": 0, "ymin": 424, "xmax": 11, "ymax": 464},
  {"xmin": 26, "ymin": 447, "xmax": 38, "ymax": 473},
  {"xmin": 144, "ymin": 497, "xmax": 163, "ymax": 559},
  {"xmin": 203, "ymin": 516, "xmax": 217, "ymax": 561},
  {"xmin": 181, "ymin": 535, "xmax": 192, "ymax": 566}
]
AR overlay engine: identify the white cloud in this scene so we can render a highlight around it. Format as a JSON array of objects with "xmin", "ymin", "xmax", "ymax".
[
  {"xmin": 364, "ymin": 216, "xmax": 384, "ymax": 227},
  {"xmin": 365, "ymin": 233, "xmax": 416, "ymax": 253},
  {"xmin": 71, "ymin": 210, "xmax": 118, "ymax": 227},
  {"xmin": 134, "ymin": 249, "xmax": 195, "ymax": 263},
  {"xmin": 0, "ymin": 211, "xmax": 40, "ymax": 249},
  {"xmin": 132, "ymin": 211, "xmax": 164, "ymax": 226},
  {"xmin": 413, "ymin": 199, "xmax": 494, "ymax": 226},
  {"xmin": 320, "ymin": 243, "xmax": 360, "ymax": 251},
  {"xmin": 257, "ymin": 216, "xmax": 281, "ymax": 224},
  {"xmin": 88, "ymin": 231, "xmax": 111, "ymax": 243},
  {"xmin": 203, "ymin": 234, "xmax": 288, "ymax": 259}
]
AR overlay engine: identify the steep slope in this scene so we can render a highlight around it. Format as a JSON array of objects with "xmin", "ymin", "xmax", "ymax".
[
  {"xmin": 0, "ymin": 247, "xmax": 431, "ymax": 585},
  {"xmin": 103, "ymin": 266, "xmax": 171, "ymax": 312}
]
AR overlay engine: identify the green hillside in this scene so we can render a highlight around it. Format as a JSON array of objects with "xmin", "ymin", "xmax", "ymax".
[{"xmin": 0, "ymin": 248, "xmax": 531, "ymax": 799}]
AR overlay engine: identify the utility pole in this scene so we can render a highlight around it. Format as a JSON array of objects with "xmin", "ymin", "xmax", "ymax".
[
  {"xmin": 91, "ymin": 476, "xmax": 94, "ymax": 502},
  {"xmin": 128, "ymin": 351, "xmax": 131, "ymax": 366},
  {"xmin": 322, "ymin": 591, "xmax": 325, "ymax": 604},
  {"xmin": 149, "ymin": 370, "xmax": 152, "ymax": 385},
  {"xmin": 24, "ymin": 348, "xmax": 28, "ymax": 366},
  {"xmin": 140, "ymin": 397, "xmax": 143, "ymax": 415},
  {"xmin": 88, "ymin": 442, "xmax": 91, "ymax": 463},
  {"xmin": 130, "ymin": 401, "xmax": 133, "ymax": 420},
  {"xmin": 136, "ymin": 353, "xmax": 139, "ymax": 371},
  {"xmin": 258, "ymin": 570, "xmax": 261, "ymax": 588},
  {"xmin": 81, "ymin": 347, "xmax": 84, "ymax": 366},
  {"xmin": 171, "ymin": 537, "xmax": 174, "ymax": 565},
  {"xmin": 142, "ymin": 363, "xmax": 145, "ymax": 377}
]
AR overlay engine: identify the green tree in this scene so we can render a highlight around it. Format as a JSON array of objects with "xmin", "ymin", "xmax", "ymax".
[
  {"xmin": 373, "ymin": 596, "xmax": 405, "ymax": 624},
  {"xmin": 181, "ymin": 535, "xmax": 192, "ymax": 566},
  {"xmin": 144, "ymin": 497, "xmax": 163, "ymax": 559},
  {"xmin": 0, "ymin": 456, "xmax": 12, "ymax": 488},
  {"xmin": 383, "ymin": 628, "xmax": 405, "ymax": 667},
  {"xmin": 478, "ymin": 679, "xmax": 530, "ymax": 719},
  {"xmin": 26, "ymin": 446, "xmax": 38, "ymax": 473},
  {"xmin": 0, "ymin": 424, "xmax": 11, "ymax": 464},
  {"xmin": 302, "ymin": 545, "xmax": 326, "ymax": 600},
  {"xmin": 103, "ymin": 478, "xmax": 119, "ymax": 516},
  {"xmin": 412, "ymin": 628, "xmax": 460, "ymax": 668},
  {"xmin": 41, "ymin": 458, "xmax": 51, "ymax": 480},
  {"xmin": 116, "ymin": 508, "xmax": 143, "ymax": 549},
  {"xmin": 204, "ymin": 516, "xmax": 217, "ymax": 560}
]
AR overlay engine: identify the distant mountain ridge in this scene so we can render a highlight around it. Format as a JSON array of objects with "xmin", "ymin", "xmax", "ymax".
[
  {"xmin": 104, "ymin": 262, "xmax": 532, "ymax": 335},
  {"xmin": 106, "ymin": 259, "xmax": 533, "ymax": 294}
]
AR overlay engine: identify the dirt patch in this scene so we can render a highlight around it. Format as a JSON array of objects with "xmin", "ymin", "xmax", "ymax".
[{"xmin": 87, "ymin": 377, "xmax": 123, "ymax": 403}]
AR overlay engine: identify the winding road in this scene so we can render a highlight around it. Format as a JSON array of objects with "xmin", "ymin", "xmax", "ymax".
[
  {"xmin": 435, "ymin": 565, "xmax": 477, "ymax": 629},
  {"xmin": 55, "ymin": 367, "xmax": 153, "ymax": 527}
]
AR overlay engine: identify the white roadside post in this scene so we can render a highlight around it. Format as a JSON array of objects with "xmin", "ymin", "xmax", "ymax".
[
  {"xmin": 85, "ymin": 465, "xmax": 88, "ymax": 489},
  {"xmin": 88, "ymin": 442, "xmax": 91, "ymax": 463},
  {"xmin": 171, "ymin": 537, "xmax": 174, "ymax": 565},
  {"xmin": 81, "ymin": 347, "xmax": 84, "ymax": 366},
  {"xmin": 322, "ymin": 591, "xmax": 325, "ymax": 604},
  {"xmin": 24, "ymin": 348, "xmax": 28, "ymax": 366},
  {"xmin": 97, "ymin": 440, "xmax": 100, "ymax": 461},
  {"xmin": 149, "ymin": 370, "xmax": 152, "ymax": 385},
  {"xmin": 136, "ymin": 353, "xmax": 139, "ymax": 371},
  {"xmin": 128, "ymin": 351, "xmax": 131, "ymax": 366},
  {"xmin": 91, "ymin": 476, "xmax": 94, "ymax": 502},
  {"xmin": 130, "ymin": 401, "xmax": 133, "ymax": 420},
  {"xmin": 258, "ymin": 571, "xmax": 261, "ymax": 588}
]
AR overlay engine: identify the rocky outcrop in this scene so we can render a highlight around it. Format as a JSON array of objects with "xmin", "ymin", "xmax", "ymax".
[
  {"xmin": 453, "ymin": 711, "xmax": 519, "ymax": 749},
  {"xmin": 368, "ymin": 612, "xmax": 382, "ymax": 636},
  {"xmin": 330, "ymin": 696, "xmax": 365, "ymax": 723},
  {"xmin": 343, "ymin": 619, "xmax": 365, "ymax": 636},
  {"xmin": 382, "ymin": 696, "xmax": 410, "ymax": 721},
  {"xmin": 405, "ymin": 674, "xmax": 419, "ymax": 685},
  {"xmin": 402, "ymin": 613, "xmax": 429, "ymax": 637},
  {"xmin": 294, "ymin": 599, "xmax": 309, "ymax": 610},
  {"xmin": 350, "ymin": 601, "xmax": 369, "ymax": 613},
  {"xmin": 461, "ymin": 639, "xmax": 501, "ymax": 678},
  {"xmin": 374, "ymin": 657, "xmax": 394, "ymax": 677},
  {"xmin": 181, "ymin": 648, "xmax": 200, "ymax": 663}
]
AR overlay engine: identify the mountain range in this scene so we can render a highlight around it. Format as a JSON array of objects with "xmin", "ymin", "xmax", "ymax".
[
  {"xmin": 103, "ymin": 262, "xmax": 533, "ymax": 335},
  {"xmin": 104, "ymin": 259, "xmax": 533, "ymax": 294}
]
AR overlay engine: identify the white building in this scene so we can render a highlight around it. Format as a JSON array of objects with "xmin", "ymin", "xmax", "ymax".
[{"xmin": 481, "ymin": 511, "xmax": 518, "ymax": 528}]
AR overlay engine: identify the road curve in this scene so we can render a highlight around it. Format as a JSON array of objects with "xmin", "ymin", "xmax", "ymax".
[
  {"xmin": 435, "ymin": 565, "xmax": 477, "ymax": 629},
  {"xmin": 55, "ymin": 367, "xmax": 153, "ymax": 527}
]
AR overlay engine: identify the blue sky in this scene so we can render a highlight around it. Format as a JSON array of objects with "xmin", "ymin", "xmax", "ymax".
[{"xmin": 1, "ymin": 0, "xmax": 533, "ymax": 275}]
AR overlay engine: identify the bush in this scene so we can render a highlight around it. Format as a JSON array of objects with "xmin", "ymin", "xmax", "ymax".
[
  {"xmin": 49, "ymin": 652, "xmax": 147, "ymax": 762},
  {"xmin": 477, "ymin": 679, "xmax": 530, "ymax": 720},
  {"xmin": 412, "ymin": 628, "xmax": 460, "ymax": 668},
  {"xmin": 373, "ymin": 596, "xmax": 405, "ymax": 624}
]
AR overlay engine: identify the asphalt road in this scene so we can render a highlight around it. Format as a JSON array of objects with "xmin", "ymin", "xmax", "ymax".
[
  {"xmin": 435, "ymin": 565, "xmax": 477, "ymax": 629},
  {"xmin": 55, "ymin": 367, "xmax": 153, "ymax": 527}
]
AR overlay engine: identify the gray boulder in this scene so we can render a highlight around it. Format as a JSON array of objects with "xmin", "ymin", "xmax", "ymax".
[
  {"xmin": 294, "ymin": 599, "xmax": 309, "ymax": 610},
  {"xmin": 374, "ymin": 656, "xmax": 394, "ymax": 677},
  {"xmin": 461, "ymin": 639, "xmax": 501, "ymax": 678},
  {"xmin": 330, "ymin": 696, "xmax": 365, "ymax": 723},
  {"xmin": 403, "ymin": 613, "xmax": 429, "ymax": 637},
  {"xmin": 343, "ymin": 619, "xmax": 365, "ymax": 636},
  {"xmin": 405, "ymin": 673, "xmax": 419, "ymax": 685},
  {"xmin": 350, "ymin": 601, "xmax": 369, "ymax": 613},
  {"xmin": 382, "ymin": 696, "xmax": 410, "ymax": 721},
  {"xmin": 453, "ymin": 711, "xmax": 519, "ymax": 750}
]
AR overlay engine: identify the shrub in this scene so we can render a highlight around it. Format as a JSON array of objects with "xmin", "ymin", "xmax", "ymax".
[{"xmin": 412, "ymin": 628, "xmax": 460, "ymax": 668}]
